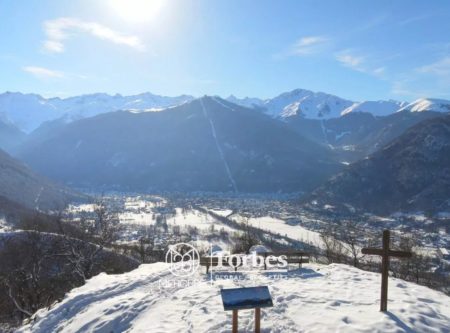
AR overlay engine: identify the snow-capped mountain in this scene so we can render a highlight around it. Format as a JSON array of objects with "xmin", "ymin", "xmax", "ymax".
[
  {"xmin": 226, "ymin": 95, "xmax": 265, "ymax": 109},
  {"xmin": 228, "ymin": 89, "xmax": 409, "ymax": 120},
  {"xmin": 342, "ymin": 100, "xmax": 408, "ymax": 117},
  {"xmin": 264, "ymin": 89, "xmax": 354, "ymax": 119},
  {"xmin": 17, "ymin": 96, "xmax": 341, "ymax": 193},
  {"xmin": 0, "ymin": 92, "xmax": 194, "ymax": 132},
  {"xmin": 2, "ymin": 89, "xmax": 449, "ymax": 133},
  {"xmin": 50, "ymin": 92, "xmax": 194, "ymax": 121},
  {"xmin": 398, "ymin": 98, "xmax": 450, "ymax": 113},
  {"xmin": 0, "ymin": 92, "xmax": 60, "ymax": 133}
]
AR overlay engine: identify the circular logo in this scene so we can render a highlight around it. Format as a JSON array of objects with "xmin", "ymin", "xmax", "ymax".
[{"xmin": 165, "ymin": 243, "xmax": 200, "ymax": 277}]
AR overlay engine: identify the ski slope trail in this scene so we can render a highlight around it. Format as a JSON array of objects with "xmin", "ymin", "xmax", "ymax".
[
  {"xmin": 18, "ymin": 263, "xmax": 450, "ymax": 333},
  {"xmin": 199, "ymin": 98, "xmax": 238, "ymax": 192}
]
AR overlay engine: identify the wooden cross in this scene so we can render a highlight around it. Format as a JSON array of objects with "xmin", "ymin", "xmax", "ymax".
[{"xmin": 361, "ymin": 230, "xmax": 412, "ymax": 312}]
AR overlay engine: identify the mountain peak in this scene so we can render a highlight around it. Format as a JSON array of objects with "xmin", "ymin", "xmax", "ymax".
[{"xmin": 398, "ymin": 98, "xmax": 450, "ymax": 113}]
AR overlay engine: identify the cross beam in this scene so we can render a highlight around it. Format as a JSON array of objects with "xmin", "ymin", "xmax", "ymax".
[{"xmin": 362, "ymin": 230, "xmax": 412, "ymax": 312}]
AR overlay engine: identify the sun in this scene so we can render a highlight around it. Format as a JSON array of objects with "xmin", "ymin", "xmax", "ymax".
[{"xmin": 110, "ymin": 0, "xmax": 165, "ymax": 23}]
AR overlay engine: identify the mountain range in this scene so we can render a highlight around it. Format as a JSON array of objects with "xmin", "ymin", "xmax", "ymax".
[
  {"xmin": 1, "ymin": 88, "xmax": 450, "ymax": 215},
  {"xmin": 2, "ymin": 89, "xmax": 450, "ymax": 133},
  {"xmin": 0, "ymin": 92, "xmax": 194, "ymax": 133},
  {"xmin": 16, "ymin": 96, "xmax": 341, "ymax": 193}
]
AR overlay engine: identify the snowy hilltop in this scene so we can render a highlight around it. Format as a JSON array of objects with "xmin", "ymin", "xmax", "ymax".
[{"xmin": 18, "ymin": 263, "xmax": 450, "ymax": 333}]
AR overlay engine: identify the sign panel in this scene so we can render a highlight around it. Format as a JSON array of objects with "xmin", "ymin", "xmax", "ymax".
[{"xmin": 220, "ymin": 286, "xmax": 273, "ymax": 311}]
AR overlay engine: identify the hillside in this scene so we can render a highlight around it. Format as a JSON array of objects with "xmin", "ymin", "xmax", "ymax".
[
  {"xmin": 17, "ymin": 97, "xmax": 341, "ymax": 193},
  {"xmin": 0, "ymin": 118, "xmax": 25, "ymax": 153},
  {"xmin": 17, "ymin": 263, "xmax": 450, "ymax": 332},
  {"xmin": 0, "ymin": 148, "xmax": 84, "ymax": 211},
  {"xmin": 307, "ymin": 115, "xmax": 450, "ymax": 214},
  {"xmin": 285, "ymin": 110, "xmax": 446, "ymax": 162}
]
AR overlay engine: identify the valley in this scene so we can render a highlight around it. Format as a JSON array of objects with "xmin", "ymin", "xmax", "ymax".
[
  {"xmin": 64, "ymin": 192, "xmax": 450, "ymax": 264},
  {"xmin": 1, "ymin": 87, "xmax": 450, "ymax": 333}
]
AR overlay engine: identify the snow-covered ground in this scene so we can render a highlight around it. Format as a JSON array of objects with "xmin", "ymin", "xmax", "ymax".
[
  {"xmin": 0, "ymin": 217, "xmax": 8, "ymax": 232},
  {"xmin": 166, "ymin": 209, "xmax": 236, "ymax": 232},
  {"xmin": 118, "ymin": 207, "xmax": 236, "ymax": 233},
  {"xmin": 18, "ymin": 263, "xmax": 450, "ymax": 333},
  {"xmin": 233, "ymin": 215, "xmax": 323, "ymax": 246}
]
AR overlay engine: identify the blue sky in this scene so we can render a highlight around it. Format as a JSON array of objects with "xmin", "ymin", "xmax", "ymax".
[{"xmin": 0, "ymin": 0, "xmax": 449, "ymax": 101}]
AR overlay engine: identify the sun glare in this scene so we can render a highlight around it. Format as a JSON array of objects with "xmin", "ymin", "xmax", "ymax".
[{"xmin": 110, "ymin": 0, "xmax": 165, "ymax": 23}]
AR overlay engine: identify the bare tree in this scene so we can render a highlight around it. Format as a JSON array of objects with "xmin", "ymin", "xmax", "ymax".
[
  {"xmin": 340, "ymin": 220, "xmax": 364, "ymax": 267},
  {"xmin": 319, "ymin": 224, "xmax": 344, "ymax": 264},
  {"xmin": 232, "ymin": 218, "xmax": 259, "ymax": 254}
]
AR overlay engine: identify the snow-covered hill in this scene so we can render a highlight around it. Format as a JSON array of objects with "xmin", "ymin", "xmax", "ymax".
[
  {"xmin": 18, "ymin": 263, "xmax": 450, "ymax": 333},
  {"xmin": 398, "ymin": 98, "xmax": 450, "ymax": 113},
  {"xmin": 342, "ymin": 100, "xmax": 408, "ymax": 117}
]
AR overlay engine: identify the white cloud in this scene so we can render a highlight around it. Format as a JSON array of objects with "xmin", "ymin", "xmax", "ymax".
[
  {"xmin": 372, "ymin": 66, "xmax": 386, "ymax": 77},
  {"xmin": 335, "ymin": 51, "xmax": 387, "ymax": 78},
  {"xmin": 290, "ymin": 36, "xmax": 328, "ymax": 56},
  {"xmin": 22, "ymin": 66, "xmax": 64, "ymax": 79},
  {"xmin": 43, "ymin": 17, "xmax": 145, "ymax": 53},
  {"xmin": 336, "ymin": 52, "xmax": 365, "ymax": 71},
  {"xmin": 417, "ymin": 56, "xmax": 450, "ymax": 77}
]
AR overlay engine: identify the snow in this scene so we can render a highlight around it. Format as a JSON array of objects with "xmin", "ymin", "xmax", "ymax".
[
  {"xmin": 118, "ymin": 206, "xmax": 236, "ymax": 233},
  {"xmin": 398, "ymin": 98, "xmax": 450, "ymax": 113},
  {"xmin": 0, "ymin": 217, "xmax": 10, "ymax": 232},
  {"xmin": 18, "ymin": 263, "xmax": 450, "ymax": 333},
  {"xmin": 166, "ymin": 208, "xmax": 236, "ymax": 233},
  {"xmin": 226, "ymin": 95, "xmax": 265, "ymax": 109},
  {"xmin": 342, "ymin": 100, "xmax": 407, "ymax": 117},
  {"xmin": 0, "ymin": 92, "xmax": 194, "ymax": 132},
  {"xmin": 67, "ymin": 203, "xmax": 96, "ymax": 213},
  {"xmin": 265, "ymin": 89, "xmax": 354, "ymax": 119},
  {"xmin": 249, "ymin": 244, "xmax": 271, "ymax": 254},
  {"xmin": 237, "ymin": 216, "xmax": 323, "ymax": 246}
]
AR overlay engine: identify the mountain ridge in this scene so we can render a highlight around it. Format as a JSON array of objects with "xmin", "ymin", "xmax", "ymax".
[
  {"xmin": 306, "ymin": 114, "xmax": 450, "ymax": 214},
  {"xmin": 3, "ymin": 90, "xmax": 450, "ymax": 133},
  {"xmin": 17, "ymin": 96, "xmax": 342, "ymax": 193}
]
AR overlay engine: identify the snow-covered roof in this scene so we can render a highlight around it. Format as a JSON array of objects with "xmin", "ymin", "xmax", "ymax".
[{"xmin": 249, "ymin": 244, "xmax": 270, "ymax": 254}]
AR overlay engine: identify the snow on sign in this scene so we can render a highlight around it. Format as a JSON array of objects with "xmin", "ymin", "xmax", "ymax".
[
  {"xmin": 220, "ymin": 286, "xmax": 273, "ymax": 310},
  {"xmin": 221, "ymin": 286, "xmax": 273, "ymax": 333}
]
